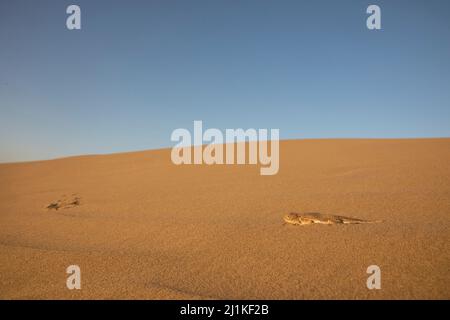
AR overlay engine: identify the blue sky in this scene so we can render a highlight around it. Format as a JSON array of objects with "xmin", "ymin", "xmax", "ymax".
[{"xmin": 1, "ymin": 0, "xmax": 449, "ymax": 162}]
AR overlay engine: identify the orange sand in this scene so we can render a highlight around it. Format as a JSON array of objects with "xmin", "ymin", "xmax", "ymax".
[{"xmin": 0, "ymin": 139, "xmax": 449, "ymax": 299}]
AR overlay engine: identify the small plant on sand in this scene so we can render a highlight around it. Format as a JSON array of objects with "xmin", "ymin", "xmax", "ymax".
[
  {"xmin": 69, "ymin": 197, "xmax": 80, "ymax": 206},
  {"xmin": 47, "ymin": 202, "xmax": 60, "ymax": 210}
]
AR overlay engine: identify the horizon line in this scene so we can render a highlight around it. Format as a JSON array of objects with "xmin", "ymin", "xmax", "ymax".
[{"xmin": 1, "ymin": 136, "xmax": 450, "ymax": 165}]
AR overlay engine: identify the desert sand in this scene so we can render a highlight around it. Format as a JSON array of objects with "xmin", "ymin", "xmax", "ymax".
[{"xmin": 0, "ymin": 139, "xmax": 449, "ymax": 299}]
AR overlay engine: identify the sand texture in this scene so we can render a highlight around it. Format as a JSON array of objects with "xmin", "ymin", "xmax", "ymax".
[{"xmin": 0, "ymin": 139, "xmax": 449, "ymax": 299}]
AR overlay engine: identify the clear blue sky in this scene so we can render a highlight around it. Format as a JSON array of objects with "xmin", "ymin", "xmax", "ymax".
[{"xmin": 1, "ymin": 0, "xmax": 449, "ymax": 162}]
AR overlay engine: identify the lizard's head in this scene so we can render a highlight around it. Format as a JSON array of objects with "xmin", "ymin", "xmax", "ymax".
[
  {"xmin": 283, "ymin": 212, "xmax": 316, "ymax": 225},
  {"xmin": 283, "ymin": 213, "xmax": 300, "ymax": 224}
]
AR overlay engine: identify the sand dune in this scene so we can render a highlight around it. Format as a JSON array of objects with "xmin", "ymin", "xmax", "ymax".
[{"xmin": 0, "ymin": 139, "xmax": 449, "ymax": 299}]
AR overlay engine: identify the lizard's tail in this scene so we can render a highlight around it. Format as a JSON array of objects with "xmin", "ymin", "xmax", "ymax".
[
  {"xmin": 361, "ymin": 220, "xmax": 384, "ymax": 224},
  {"xmin": 343, "ymin": 219, "xmax": 384, "ymax": 224}
]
